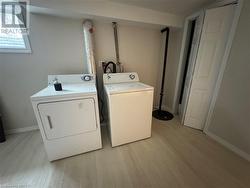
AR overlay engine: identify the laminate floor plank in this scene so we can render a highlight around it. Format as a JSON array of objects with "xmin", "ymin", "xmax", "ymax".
[{"xmin": 0, "ymin": 118, "xmax": 249, "ymax": 188}]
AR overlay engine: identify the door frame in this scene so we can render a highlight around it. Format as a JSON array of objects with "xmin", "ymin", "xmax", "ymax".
[
  {"xmin": 172, "ymin": 10, "xmax": 204, "ymax": 123},
  {"xmin": 172, "ymin": 0, "xmax": 243, "ymax": 130}
]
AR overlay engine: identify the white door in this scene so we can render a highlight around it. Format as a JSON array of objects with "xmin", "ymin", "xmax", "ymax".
[
  {"xmin": 184, "ymin": 5, "xmax": 235, "ymax": 130},
  {"xmin": 180, "ymin": 13, "xmax": 204, "ymax": 123},
  {"xmin": 38, "ymin": 98, "xmax": 97, "ymax": 140}
]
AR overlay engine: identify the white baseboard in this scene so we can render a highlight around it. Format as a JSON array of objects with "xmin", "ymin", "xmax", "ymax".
[
  {"xmin": 6, "ymin": 125, "xmax": 39, "ymax": 135},
  {"xmin": 205, "ymin": 130, "xmax": 250, "ymax": 162}
]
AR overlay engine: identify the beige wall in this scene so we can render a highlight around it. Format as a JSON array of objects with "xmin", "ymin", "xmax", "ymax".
[
  {"xmin": 0, "ymin": 13, "xmax": 181, "ymax": 130},
  {"xmin": 207, "ymin": 1, "xmax": 250, "ymax": 155},
  {"xmin": 93, "ymin": 21, "xmax": 164, "ymax": 107},
  {"xmin": 94, "ymin": 21, "xmax": 182, "ymax": 111},
  {"xmin": 0, "ymin": 14, "xmax": 85, "ymax": 130},
  {"xmin": 164, "ymin": 29, "xmax": 183, "ymax": 112}
]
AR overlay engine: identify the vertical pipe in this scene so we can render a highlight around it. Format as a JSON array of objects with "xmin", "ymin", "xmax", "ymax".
[
  {"xmin": 112, "ymin": 22, "xmax": 123, "ymax": 72},
  {"xmin": 83, "ymin": 20, "xmax": 96, "ymax": 74},
  {"xmin": 112, "ymin": 22, "xmax": 120, "ymax": 64},
  {"xmin": 159, "ymin": 27, "xmax": 170, "ymax": 111},
  {"xmin": 152, "ymin": 27, "xmax": 173, "ymax": 121}
]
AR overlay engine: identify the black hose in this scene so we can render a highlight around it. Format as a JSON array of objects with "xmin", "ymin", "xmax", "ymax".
[{"xmin": 104, "ymin": 61, "xmax": 117, "ymax": 73}]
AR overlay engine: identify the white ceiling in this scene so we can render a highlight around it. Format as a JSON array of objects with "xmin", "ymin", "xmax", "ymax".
[
  {"xmin": 30, "ymin": 0, "xmax": 185, "ymax": 27},
  {"xmin": 30, "ymin": 0, "xmax": 219, "ymax": 27},
  {"xmin": 110, "ymin": 0, "xmax": 216, "ymax": 15}
]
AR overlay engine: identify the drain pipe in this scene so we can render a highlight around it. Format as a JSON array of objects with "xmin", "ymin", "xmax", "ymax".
[
  {"xmin": 83, "ymin": 20, "xmax": 96, "ymax": 74},
  {"xmin": 112, "ymin": 22, "xmax": 123, "ymax": 72},
  {"xmin": 152, "ymin": 27, "xmax": 174, "ymax": 121}
]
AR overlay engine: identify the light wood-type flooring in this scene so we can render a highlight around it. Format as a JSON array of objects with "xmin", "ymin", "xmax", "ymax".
[{"xmin": 0, "ymin": 118, "xmax": 250, "ymax": 188}]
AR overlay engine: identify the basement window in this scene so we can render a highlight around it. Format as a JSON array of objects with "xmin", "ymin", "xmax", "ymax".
[{"xmin": 0, "ymin": 13, "xmax": 31, "ymax": 53}]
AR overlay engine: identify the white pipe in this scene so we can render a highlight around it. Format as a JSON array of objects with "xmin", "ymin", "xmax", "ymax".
[{"xmin": 83, "ymin": 20, "xmax": 96, "ymax": 74}]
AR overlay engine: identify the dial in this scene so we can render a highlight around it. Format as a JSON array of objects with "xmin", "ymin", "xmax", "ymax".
[
  {"xmin": 129, "ymin": 74, "xmax": 135, "ymax": 80},
  {"xmin": 81, "ymin": 75, "xmax": 92, "ymax": 81}
]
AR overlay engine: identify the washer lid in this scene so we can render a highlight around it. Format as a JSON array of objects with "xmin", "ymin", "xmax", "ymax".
[
  {"xmin": 104, "ymin": 82, "xmax": 153, "ymax": 95},
  {"xmin": 31, "ymin": 83, "xmax": 97, "ymax": 101}
]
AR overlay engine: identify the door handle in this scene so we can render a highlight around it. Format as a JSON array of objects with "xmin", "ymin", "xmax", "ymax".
[{"xmin": 47, "ymin": 116, "xmax": 53, "ymax": 129}]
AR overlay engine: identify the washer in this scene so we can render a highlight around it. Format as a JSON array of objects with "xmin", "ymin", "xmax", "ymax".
[
  {"xmin": 103, "ymin": 72, "xmax": 154, "ymax": 147},
  {"xmin": 31, "ymin": 74, "xmax": 102, "ymax": 161}
]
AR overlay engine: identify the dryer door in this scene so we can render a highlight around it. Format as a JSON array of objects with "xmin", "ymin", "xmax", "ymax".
[{"xmin": 38, "ymin": 98, "xmax": 97, "ymax": 140}]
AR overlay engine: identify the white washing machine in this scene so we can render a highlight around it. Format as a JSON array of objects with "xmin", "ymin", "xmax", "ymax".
[
  {"xmin": 103, "ymin": 72, "xmax": 154, "ymax": 147},
  {"xmin": 31, "ymin": 74, "xmax": 102, "ymax": 161}
]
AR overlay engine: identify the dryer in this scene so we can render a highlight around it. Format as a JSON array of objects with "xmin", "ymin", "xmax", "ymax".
[
  {"xmin": 31, "ymin": 74, "xmax": 102, "ymax": 161},
  {"xmin": 103, "ymin": 72, "xmax": 154, "ymax": 147}
]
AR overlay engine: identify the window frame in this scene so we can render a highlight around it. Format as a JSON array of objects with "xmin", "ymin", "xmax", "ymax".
[
  {"xmin": 0, "ymin": 33, "xmax": 31, "ymax": 54},
  {"xmin": 0, "ymin": 10, "xmax": 32, "ymax": 54}
]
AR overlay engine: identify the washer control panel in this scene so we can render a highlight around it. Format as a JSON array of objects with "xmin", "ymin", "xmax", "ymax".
[{"xmin": 103, "ymin": 72, "xmax": 139, "ymax": 84}]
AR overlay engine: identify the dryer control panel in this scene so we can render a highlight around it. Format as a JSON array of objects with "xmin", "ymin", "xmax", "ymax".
[{"xmin": 48, "ymin": 74, "xmax": 95, "ymax": 85}]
